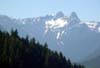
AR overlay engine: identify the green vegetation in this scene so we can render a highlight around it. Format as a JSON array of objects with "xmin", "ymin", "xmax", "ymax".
[{"xmin": 0, "ymin": 29, "xmax": 85, "ymax": 68}]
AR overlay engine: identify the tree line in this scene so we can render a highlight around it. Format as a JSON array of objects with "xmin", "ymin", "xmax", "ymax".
[{"xmin": 0, "ymin": 29, "xmax": 85, "ymax": 68}]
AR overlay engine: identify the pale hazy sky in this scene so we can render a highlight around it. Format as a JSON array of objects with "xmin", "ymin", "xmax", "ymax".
[{"xmin": 0, "ymin": 0, "xmax": 100, "ymax": 21}]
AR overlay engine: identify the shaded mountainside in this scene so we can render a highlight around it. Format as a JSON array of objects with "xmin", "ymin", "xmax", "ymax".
[
  {"xmin": 81, "ymin": 48, "xmax": 100, "ymax": 68},
  {"xmin": 0, "ymin": 30, "xmax": 85, "ymax": 68},
  {"xmin": 82, "ymin": 56, "xmax": 100, "ymax": 68},
  {"xmin": 0, "ymin": 12, "xmax": 100, "ymax": 62},
  {"xmin": 0, "ymin": 24, "xmax": 5, "ymax": 31}
]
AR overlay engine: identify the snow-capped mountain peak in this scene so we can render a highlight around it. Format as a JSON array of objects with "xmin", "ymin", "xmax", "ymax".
[
  {"xmin": 45, "ymin": 18, "xmax": 68, "ymax": 30},
  {"xmin": 1, "ymin": 12, "xmax": 100, "ymax": 62}
]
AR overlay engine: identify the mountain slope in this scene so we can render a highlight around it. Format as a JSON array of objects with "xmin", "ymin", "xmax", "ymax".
[
  {"xmin": 0, "ymin": 29, "xmax": 85, "ymax": 68},
  {"xmin": 0, "ymin": 12, "xmax": 100, "ymax": 62},
  {"xmin": 82, "ymin": 55, "xmax": 100, "ymax": 68},
  {"xmin": 81, "ymin": 47, "xmax": 100, "ymax": 68},
  {"xmin": 0, "ymin": 24, "xmax": 5, "ymax": 31}
]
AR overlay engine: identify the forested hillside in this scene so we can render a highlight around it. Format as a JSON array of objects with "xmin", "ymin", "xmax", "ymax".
[{"xmin": 0, "ymin": 29, "xmax": 84, "ymax": 68}]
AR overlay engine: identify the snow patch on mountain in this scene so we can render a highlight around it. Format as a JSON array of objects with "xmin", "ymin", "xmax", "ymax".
[
  {"xmin": 85, "ymin": 21, "xmax": 97, "ymax": 29},
  {"xmin": 98, "ymin": 27, "xmax": 100, "ymax": 32},
  {"xmin": 1, "ymin": 12, "xmax": 100, "ymax": 62},
  {"xmin": 57, "ymin": 32, "xmax": 60, "ymax": 39},
  {"xmin": 22, "ymin": 20, "xmax": 26, "ymax": 24},
  {"xmin": 45, "ymin": 18, "xmax": 68, "ymax": 33}
]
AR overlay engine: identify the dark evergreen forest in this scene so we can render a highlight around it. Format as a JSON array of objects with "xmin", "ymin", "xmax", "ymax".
[{"xmin": 0, "ymin": 29, "xmax": 85, "ymax": 68}]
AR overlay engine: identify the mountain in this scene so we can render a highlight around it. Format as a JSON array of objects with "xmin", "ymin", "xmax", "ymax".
[
  {"xmin": 0, "ymin": 24, "xmax": 5, "ymax": 31},
  {"xmin": 0, "ymin": 29, "xmax": 85, "ymax": 68},
  {"xmin": 82, "ymin": 54, "xmax": 100, "ymax": 68},
  {"xmin": 0, "ymin": 12, "xmax": 100, "ymax": 62},
  {"xmin": 81, "ymin": 47, "xmax": 100, "ymax": 68},
  {"xmin": 54, "ymin": 11, "xmax": 64, "ymax": 19},
  {"xmin": 68, "ymin": 12, "xmax": 80, "ymax": 26},
  {"xmin": 82, "ymin": 56, "xmax": 100, "ymax": 68}
]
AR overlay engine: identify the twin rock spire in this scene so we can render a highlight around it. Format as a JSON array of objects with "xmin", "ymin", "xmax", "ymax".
[{"xmin": 55, "ymin": 11, "xmax": 80, "ymax": 25}]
